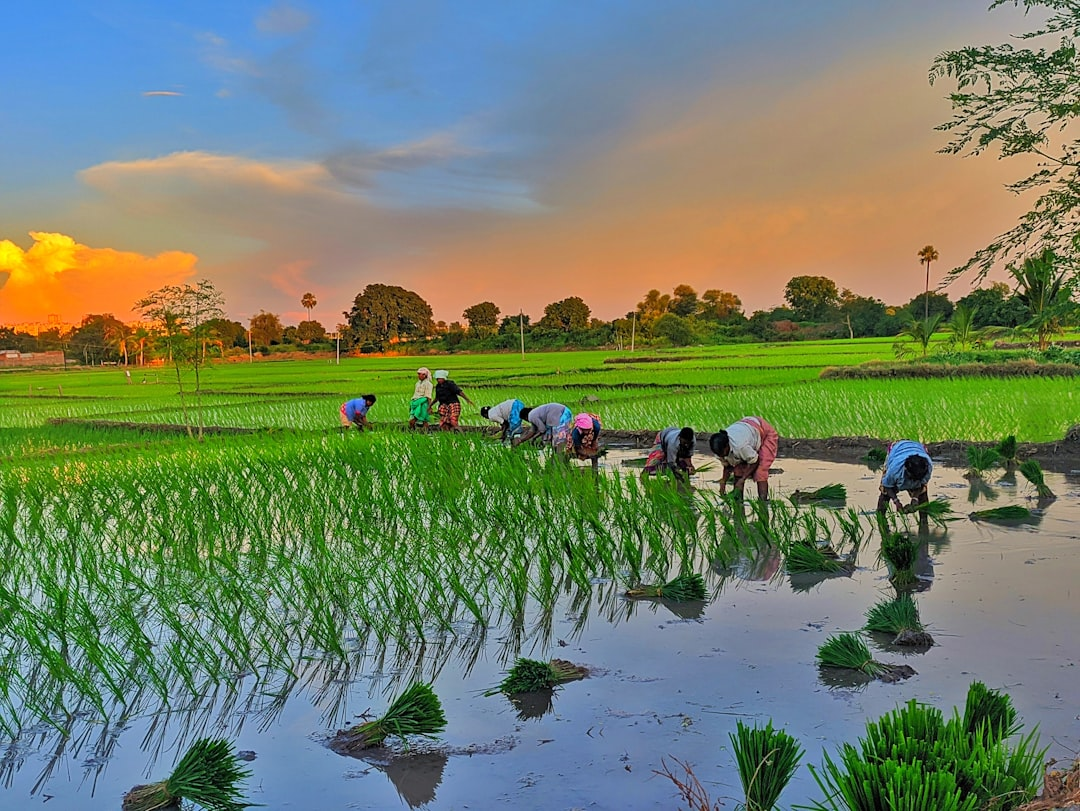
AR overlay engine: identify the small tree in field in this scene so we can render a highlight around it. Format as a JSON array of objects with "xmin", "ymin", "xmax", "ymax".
[{"xmin": 135, "ymin": 279, "xmax": 224, "ymax": 439}]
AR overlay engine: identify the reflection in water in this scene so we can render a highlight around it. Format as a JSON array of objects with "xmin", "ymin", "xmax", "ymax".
[
  {"xmin": 378, "ymin": 751, "xmax": 448, "ymax": 809},
  {"xmin": 966, "ymin": 477, "xmax": 998, "ymax": 504},
  {"xmin": 817, "ymin": 666, "xmax": 872, "ymax": 691},
  {"xmin": 508, "ymin": 689, "xmax": 556, "ymax": 721},
  {"xmin": 788, "ymin": 569, "xmax": 853, "ymax": 594}
]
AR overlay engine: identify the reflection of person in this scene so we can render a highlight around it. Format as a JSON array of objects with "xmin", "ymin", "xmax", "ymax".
[
  {"xmin": 709, "ymin": 416, "xmax": 779, "ymax": 501},
  {"xmin": 518, "ymin": 402, "xmax": 572, "ymax": 447},
  {"xmin": 565, "ymin": 412, "xmax": 602, "ymax": 466},
  {"xmin": 643, "ymin": 427, "xmax": 696, "ymax": 479},
  {"xmin": 408, "ymin": 368, "xmax": 434, "ymax": 430},
  {"xmin": 433, "ymin": 370, "xmax": 474, "ymax": 431},
  {"xmin": 480, "ymin": 398, "xmax": 527, "ymax": 442},
  {"xmin": 340, "ymin": 395, "xmax": 377, "ymax": 431},
  {"xmin": 876, "ymin": 440, "xmax": 933, "ymax": 514}
]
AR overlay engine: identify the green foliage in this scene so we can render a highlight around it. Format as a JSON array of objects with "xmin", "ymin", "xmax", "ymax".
[
  {"xmin": 789, "ymin": 484, "xmax": 847, "ymax": 503},
  {"xmin": 864, "ymin": 594, "xmax": 923, "ymax": 635},
  {"xmin": 347, "ymin": 683, "xmax": 447, "ymax": 748},
  {"xmin": 730, "ymin": 720, "xmax": 804, "ymax": 811},
  {"xmin": 784, "ymin": 543, "xmax": 846, "ymax": 575},
  {"xmin": 879, "ymin": 533, "xmax": 919, "ymax": 587},
  {"xmin": 894, "ymin": 313, "xmax": 945, "ymax": 359},
  {"xmin": 963, "ymin": 682, "xmax": 1019, "ymax": 745},
  {"xmin": 995, "ymin": 434, "xmax": 1018, "ymax": 465},
  {"xmin": 487, "ymin": 658, "xmax": 587, "ymax": 696},
  {"xmin": 1019, "ymin": 458, "xmax": 1055, "ymax": 498},
  {"xmin": 122, "ymin": 737, "xmax": 254, "ymax": 811},
  {"xmin": 966, "ymin": 445, "xmax": 1002, "ymax": 476},
  {"xmin": 345, "ymin": 283, "xmax": 435, "ymax": 350},
  {"xmin": 784, "ymin": 275, "xmax": 841, "ymax": 321},
  {"xmin": 816, "ymin": 633, "xmax": 884, "ymax": 677},
  {"xmin": 1010, "ymin": 249, "xmax": 1074, "ymax": 351},
  {"xmin": 969, "ymin": 505, "xmax": 1033, "ymax": 521},
  {"xmin": 625, "ymin": 572, "xmax": 707, "ymax": 602}
]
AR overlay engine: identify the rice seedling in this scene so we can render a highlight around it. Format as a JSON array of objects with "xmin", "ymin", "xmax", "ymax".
[
  {"xmin": 968, "ymin": 505, "xmax": 1033, "ymax": 521},
  {"xmin": 879, "ymin": 532, "xmax": 920, "ymax": 588},
  {"xmin": 335, "ymin": 682, "xmax": 446, "ymax": 751},
  {"xmin": 995, "ymin": 434, "xmax": 1018, "ymax": 466},
  {"xmin": 1018, "ymin": 458, "xmax": 1055, "ymax": 499},
  {"xmin": 966, "ymin": 445, "xmax": 1002, "ymax": 477},
  {"xmin": 730, "ymin": 720, "xmax": 803, "ymax": 811},
  {"xmin": 862, "ymin": 446, "xmax": 887, "ymax": 468},
  {"xmin": 910, "ymin": 499, "xmax": 955, "ymax": 522},
  {"xmin": 625, "ymin": 572, "xmax": 707, "ymax": 602},
  {"xmin": 122, "ymin": 737, "xmax": 253, "ymax": 811},
  {"xmin": 816, "ymin": 633, "xmax": 886, "ymax": 678},
  {"xmin": 485, "ymin": 657, "xmax": 588, "ymax": 696},
  {"xmin": 784, "ymin": 542, "xmax": 847, "ymax": 575},
  {"xmin": 864, "ymin": 594, "xmax": 923, "ymax": 635},
  {"xmin": 788, "ymin": 484, "xmax": 847, "ymax": 503},
  {"xmin": 963, "ymin": 681, "xmax": 1019, "ymax": 745}
]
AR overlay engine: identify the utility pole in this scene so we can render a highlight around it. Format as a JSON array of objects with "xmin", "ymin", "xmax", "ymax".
[
  {"xmin": 247, "ymin": 326, "xmax": 253, "ymax": 363},
  {"xmin": 519, "ymin": 310, "xmax": 525, "ymax": 361},
  {"xmin": 630, "ymin": 312, "xmax": 636, "ymax": 352}
]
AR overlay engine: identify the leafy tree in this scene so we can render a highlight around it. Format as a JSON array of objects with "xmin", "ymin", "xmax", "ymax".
[
  {"xmin": 917, "ymin": 245, "xmax": 939, "ymax": 320},
  {"xmin": 463, "ymin": 301, "xmax": 500, "ymax": 335},
  {"xmin": 1009, "ymin": 248, "xmax": 1075, "ymax": 349},
  {"xmin": 345, "ymin": 283, "xmax": 434, "ymax": 350},
  {"xmin": 204, "ymin": 318, "xmax": 248, "ymax": 349},
  {"xmin": 669, "ymin": 285, "xmax": 699, "ymax": 317},
  {"xmin": 894, "ymin": 313, "xmax": 945, "ymax": 359},
  {"xmin": 946, "ymin": 303, "xmax": 983, "ymax": 351},
  {"xmin": 499, "ymin": 313, "xmax": 530, "ymax": 334},
  {"xmin": 839, "ymin": 291, "xmax": 897, "ymax": 338},
  {"xmin": 905, "ymin": 291, "xmax": 953, "ymax": 322},
  {"xmin": 135, "ymin": 279, "xmax": 225, "ymax": 439},
  {"xmin": 250, "ymin": 311, "xmax": 284, "ymax": 346},
  {"xmin": 301, "ymin": 292, "xmax": 317, "ymax": 320},
  {"xmin": 636, "ymin": 289, "xmax": 671, "ymax": 323},
  {"xmin": 931, "ymin": 1, "xmax": 1080, "ymax": 284},
  {"xmin": 296, "ymin": 319, "xmax": 327, "ymax": 344},
  {"xmin": 653, "ymin": 313, "xmax": 696, "ymax": 346},
  {"xmin": 956, "ymin": 282, "xmax": 1028, "ymax": 328},
  {"xmin": 69, "ymin": 314, "xmax": 125, "ymax": 365},
  {"xmin": 783, "ymin": 276, "xmax": 840, "ymax": 321},
  {"xmin": 700, "ymin": 289, "xmax": 743, "ymax": 322},
  {"xmin": 537, "ymin": 296, "xmax": 591, "ymax": 331}
]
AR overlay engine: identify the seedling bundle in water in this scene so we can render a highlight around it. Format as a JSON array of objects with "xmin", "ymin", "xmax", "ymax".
[
  {"xmin": 996, "ymin": 434, "xmax": 1018, "ymax": 466},
  {"xmin": 333, "ymin": 683, "xmax": 446, "ymax": 752},
  {"xmin": 864, "ymin": 594, "xmax": 934, "ymax": 647},
  {"xmin": 625, "ymin": 572, "xmax": 706, "ymax": 602},
  {"xmin": 122, "ymin": 737, "xmax": 253, "ymax": 811},
  {"xmin": 485, "ymin": 657, "xmax": 588, "ymax": 696},
  {"xmin": 966, "ymin": 445, "xmax": 1002, "ymax": 477},
  {"xmin": 730, "ymin": 720, "xmax": 803, "ymax": 811},
  {"xmin": 1019, "ymin": 459, "xmax": 1055, "ymax": 499},
  {"xmin": 879, "ymin": 532, "xmax": 920, "ymax": 588},
  {"xmin": 969, "ymin": 505, "xmax": 1033, "ymax": 522},
  {"xmin": 784, "ymin": 541, "xmax": 851, "ymax": 575},
  {"xmin": 789, "ymin": 484, "xmax": 847, "ymax": 504},
  {"xmin": 816, "ymin": 633, "xmax": 915, "ymax": 683}
]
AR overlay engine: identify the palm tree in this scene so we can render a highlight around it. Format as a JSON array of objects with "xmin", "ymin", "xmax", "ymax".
[
  {"xmin": 917, "ymin": 245, "xmax": 939, "ymax": 321},
  {"xmin": 947, "ymin": 303, "xmax": 978, "ymax": 351},
  {"xmin": 1010, "ymin": 248, "xmax": 1071, "ymax": 350},
  {"xmin": 301, "ymin": 292, "xmax": 317, "ymax": 322},
  {"xmin": 894, "ymin": 312, "xmax": 944, "ymax": 359}
]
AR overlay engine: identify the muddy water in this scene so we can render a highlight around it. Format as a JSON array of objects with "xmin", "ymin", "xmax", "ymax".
[{"xmin": 6, "ymin": 455, "xmax": 1079, "ymax": 810}]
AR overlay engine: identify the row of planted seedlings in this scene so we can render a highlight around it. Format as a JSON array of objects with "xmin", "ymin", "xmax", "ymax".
[{"xmin": 0, "ymin": 430, "xmax": 720, "ymax": 780}]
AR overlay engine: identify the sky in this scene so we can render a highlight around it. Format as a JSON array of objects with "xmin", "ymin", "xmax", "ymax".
[{"xmin": 0, "ymin": 1, "xmax": 1046, "ymax": 327}]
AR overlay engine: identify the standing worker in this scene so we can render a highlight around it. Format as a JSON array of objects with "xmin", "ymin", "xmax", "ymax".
[
  {"xmin": 340, "ymin": 394, "xmax": 377, "ymax": 432},
  {"xmin": 433, "ymin": 370, "xmax": 474, "ymax": 432},
  {"xmin": 643, "ymin": 427, "xmax": 697, "ymax": 479},
  {"xmin": 409, "ymin": 367, "xmax": 434, "ymax": 430},
  {"xmin": 480, "ymin": 398, "xmax": 528, "ymax": 443},
  {"xmin": 709, "ymin": 416, "xmax": 779, "ymax": 501},
  {"xmin": 876, "ymin": 440, "xmax": 933, "ymax": 514}
]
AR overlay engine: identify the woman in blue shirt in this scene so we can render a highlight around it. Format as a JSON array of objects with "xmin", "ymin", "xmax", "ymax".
[{"xmin": 876, "ymin": 440, "xmax": 933, "ymax": 514}]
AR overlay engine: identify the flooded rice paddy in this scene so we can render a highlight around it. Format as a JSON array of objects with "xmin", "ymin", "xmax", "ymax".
[{"xmin": 2, "ymin": 450, "xmax": 1078, "ymax": 810}]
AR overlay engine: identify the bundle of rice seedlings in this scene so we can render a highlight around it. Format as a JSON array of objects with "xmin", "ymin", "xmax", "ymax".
[
  {"xmin": 864, "ymin": 594, "xmax": 934, "ymax": 647},
  {"xmin": 122, "ymin": 738, "xmax": 253, "ymax": 811},
  {"xmin": 911, "ymin": 500, "xmax": 955, "ymax": 521},
  {"xmin": 784, "ymin": 542, "xmax": 846, "ymax": 574},
  {"xmin": 485, "ymin": 658, "xmax": 588, "ymax": 696},
  {"xmin": 963, "ymin": 681, "xmax": 1019, "ymax": 745},
  {"xmin": 730, "ymin": 720, "xmax": 804, "ymax": 811},
  {"xmin": 625, "ymin": 572, "xmax": 706, "ymax": 602},
  {"xmin": 879, "ymin": 532, "xmax": 919, "ymax": 588},
  {"xmin": 1019, "ymin": 459, "xmax": 1055, "ymax": 499},
  {"xmin": 788, "ymin": 484, "xmax": 847, "ymax": 503},
  {"xmin": 969, "ymin": 505, "xmax": 1032, "ymax": 521},
  {"xmin": 966, "ymin": 445, "xmax": 1002, "ymax": 477},
  {"xmin": 862, "ymin": 446, "xmax": 888, "ymax": 467},
  {"xmin": 996, "ymin": 435, "xmax": 1018, "ymax": 466},
  {"xmin": 816, "ymin": 633, "xmax": 886, "ymax": 678},
  {"xmin": 335, "ymin": 683, "xmax": 446, "ymax": 751}
]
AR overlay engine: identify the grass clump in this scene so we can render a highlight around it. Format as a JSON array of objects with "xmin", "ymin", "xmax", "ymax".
[
  {"xmin": 730, "ymin": 720, "xmax": 803, "ymax": 811},
  {"xmin": 879, "ymin": 532, "xmax": 920, "ymax": 588},
  {"xmin": 626, "ymin": 572, "xmax": 707, "ymax": 602},
  {"xmin": 789, "ymin": 484, "xmax": 847, "ymax": 503},
  {"xmin": 486, "ymin": 658, "xmax": 588, "ymax": 696},
  {"xmin": 1019, "ymin": 459, "xmax": 1055, "ymax": 499},
  {"xmin": 122, "ymin": 738, "xmax": 254, "ymax": 811},
  {"xmin": 969, "ymin": 505, "xmax": 1033, "ymax": 522},
  {"xmin": 335, "ymin": 683, "xmax": 446, "ymax": 751},
  {"xmin": 805, "ymin": 681, "xmax": 1044, "ymax": 811}
]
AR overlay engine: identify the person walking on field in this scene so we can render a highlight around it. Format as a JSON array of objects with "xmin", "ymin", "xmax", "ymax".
[
  {"xmin": 517, "ymin": 402, "xmax": 572, "ymax": 447},
  {"xmin": 709, "ymin": 416, "xmax": 779, "ymax": 501},
  {"xmin": 340, "ymin": 394, "xmax": 377, "ymax": 432},
  {"xmin": 409, "ymin": 367, "xmax": 434, "ymax": 430},
  {"xmin": 480, "ymin": 398, "xmax": 528, "ymax": 443},
  {"xmin": 433, "ymin": 370, "xmax": 474, "ymax": 432},
  {"xmin": 643, "ymin": 427, "xmax": 697, "ymax": 480},
  {"xmin": 876, "ymin": 440, "xmax": 933, "ymax": 515}
]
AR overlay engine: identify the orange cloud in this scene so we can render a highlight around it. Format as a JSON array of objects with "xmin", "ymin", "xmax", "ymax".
[{"xmin": 0, "ymin": 232, "xmax": 198, "ymax": 324}]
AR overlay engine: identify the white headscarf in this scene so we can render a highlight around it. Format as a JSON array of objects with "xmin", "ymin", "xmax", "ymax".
[
  {"xmin": 434, "ymin": 370, "xmax": 449, "ymax": 380},
  {"xmin": 417, "ymin": 367, "xmax": 430, "ymax": 377}
]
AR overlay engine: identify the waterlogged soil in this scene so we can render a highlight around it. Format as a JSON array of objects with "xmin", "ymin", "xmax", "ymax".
[{"xmin": 5, "ymin": 454, "xmax": 1080, "ymax": 810}]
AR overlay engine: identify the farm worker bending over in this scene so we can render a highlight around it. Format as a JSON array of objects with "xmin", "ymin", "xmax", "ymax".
[
  {"xmin": 709, "ymin": 416, "xmax": 779, "ymax": 501},
  {"xmin": 517, "ymin": 402, "xmax": 572, "ymax": 447},
  {"xmin": 409, "ymin": 367, "xmax": 434, "ymax": 430},
  {"xmin": 480, "ymin": 398, "xmax": 528, "ymax": 443},
  {"xmin": 340, "ymin": 394, "xmax": 377, "ymax": 432},
  {"xmin": 565, "ymin": 412, "xmax": 603, "ymax": 466},
  {"xmin": 876, "ymin": 440, "xmax": 933, "ymax": 515},
  {"xmin": 433, "ymin": 370, "xmax": 474, "ymax": 432},
  {"xmin": 643, "ymin": 427, "xmax": 696, "ymax": 479}
]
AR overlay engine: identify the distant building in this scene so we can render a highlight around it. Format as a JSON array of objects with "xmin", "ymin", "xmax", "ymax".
[{"xmin": 0, "ymin": 349, "xmax": 66, "ymax": 367}]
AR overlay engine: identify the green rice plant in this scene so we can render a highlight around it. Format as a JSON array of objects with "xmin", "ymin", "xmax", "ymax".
[
  {"xmin": 339, "ymin": 683, "xmax": 446, "ymax": 750},
  {"xmin": 969, "ymin": 505, "xmax": 1033, "ymax": 521},
  {"xmin": 789, "ymin": 484, "xmax": 847, "ymax": 503},
  {"xmin": 1018, "ymin": 458, "xmax": 1055, "ymax": 499},
  {"xmin": 122, "ymin": 737, "xmax": 253, "ymax": 811},
  {"xmin": 879, "ymin": 532, "xmax": 919, "ymax": 588},
  {"xmin": 730, "ymin": 720, "xmax": 804, "ymax": 811},
  {"xmin": 862, "ymin": 446, "xmax": 887, "ymax": 467},
  {"xmin": 995, "ymin": 435, "xmax": 1018, "ymax": 466},
  {"xmin": 485, "ymin": 658, "xmax": 588, "ymax": 696},
  {"xmin": 864, "ymin": 594, "xmax": 923, "ymax": 635},
  {"xmin": 911, "ymin": 499, "xmax": 955, "ymax": 522},
  {"xmin": 816, "ymin": 633, "xmax": 885, "ymax": 678},
  {"xmin": 963, "ymin": 681, "xmax": 1019, "ymax": 745},
  {"xmin": 625, "ymin": 572, "xmax": 706, "ymax": 602},
  {"xmin": 784, "ymin": 542, "xmax": 846, "ymax": 574},
  {"xmin": 965, "ymin": 445, "xmax": 1002, "ymax": 477}
]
